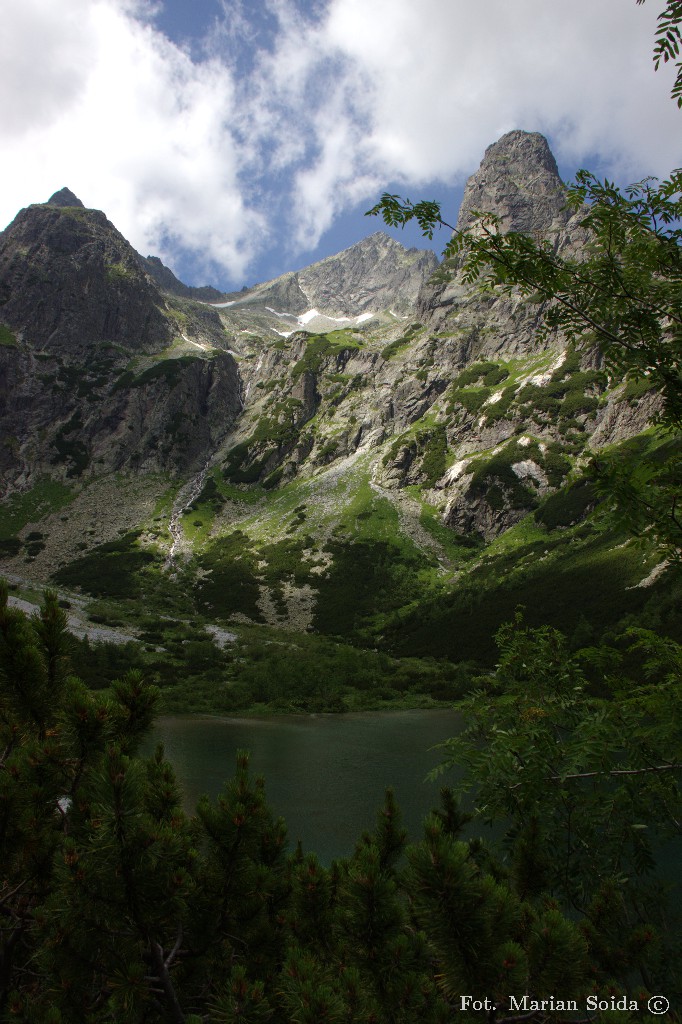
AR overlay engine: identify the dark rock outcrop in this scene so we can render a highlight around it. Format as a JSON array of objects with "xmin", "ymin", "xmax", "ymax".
[
  {"xmin": 0, "ymin": 202, "xmax": 172, "ymax": 354},
  {"xmin": 0, "ymin": 197, "xmax": 243, "ymax": 492},
  {"xmin": 47, "ymin": 188, "xmax": 85, "ymax": 208},
  {"xmin": 455, "ymin": 130, "xmax": 570, "ymax": 235},
  {"xmin": 140, "ymin": 254, "xmax": 229, "ymax": 304}
]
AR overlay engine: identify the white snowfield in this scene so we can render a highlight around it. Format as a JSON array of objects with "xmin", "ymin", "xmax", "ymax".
[
  {"xmin": 299, "ymin": 308, "xmax": 325, "ymax": 325},
  {"xmin": 208, "ymin": 293, "xmax": 379, "ymax": 337},
  {"xmin": 293, "ymin": 308, "xmax": 376, "ymax": 327},
  {"xmin": 263, "ymin": 307, "xmax": 378, "ymax": 337},
  {"xmin": 264, "ymin": 307, "xmax": 298, "ymax": 320}
]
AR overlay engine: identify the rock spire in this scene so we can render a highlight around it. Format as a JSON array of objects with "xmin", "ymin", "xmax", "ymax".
[
  {"xmin": 46, "ymin": 187, "xmax": 85, "ymax": 208},
  {"xmin": 456, "ymin": 130, "xmax": 570, "ymax": 235}
]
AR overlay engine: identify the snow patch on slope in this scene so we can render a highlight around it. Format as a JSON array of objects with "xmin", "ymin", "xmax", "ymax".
[{"xmin": 268, "ymin": 308, "xmax": 378, "ymax": 330}]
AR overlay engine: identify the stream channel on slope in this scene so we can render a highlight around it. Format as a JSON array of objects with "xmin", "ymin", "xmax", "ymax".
[{"xmin": 165, "ymin": 459, "xmax": 212, "ymax": 568}]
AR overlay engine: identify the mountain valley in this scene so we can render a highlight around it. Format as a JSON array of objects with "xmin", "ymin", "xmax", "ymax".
[{"xmin": 1, "ymin": 130, "xmax": 679, "ymax": 713}]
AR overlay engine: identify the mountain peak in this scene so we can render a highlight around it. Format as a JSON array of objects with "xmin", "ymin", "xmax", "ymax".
[
  {"xmin": 484, "ymin": 130, "xmax": 559, "ymax": 175},
  {"xmin": 0, "ymin": 187, "xmax": 171, "ymax": 355},
  {"xmin": 296, "ymin": 232, "xmax": 438, "ymax": 316},
  {"xmin": 46, "ymin": 187, "xmax": 85, "ymax": 208},
  {"xmin": 221, "ymin": 232, "xmax": 439, "ymax": 320},
  {"xmin": 457, "ymin": 129, "xmax": 568, "ymax": 235}
]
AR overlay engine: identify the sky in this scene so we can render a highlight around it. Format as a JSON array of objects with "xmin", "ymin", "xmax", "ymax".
[{"xmin": 2, "ymin": 0, "xmax": 681, "ymax": 292}]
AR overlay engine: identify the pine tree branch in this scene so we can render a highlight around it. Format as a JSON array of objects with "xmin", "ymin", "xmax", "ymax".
[
  {"xmin": 165, "ymin": 923, "xmax": 183, "ymax": 970},
  {"xmin": 0, "ymin": 880, "xmax": 28, "ymax": 912},
  {"xmin": 150, "ymin": 939, "xmax": 186, "ymax": 1024},
  {"xmin": 510, "ymin": 762, "xmax": 682, "ymax": 788},
  {"xmin": 0, "ymin": 741, "xmax": 16, "ymax": 768},
  {"xmin": 558, "ymin": 762, "xmax": 682, "ymax": 780}
]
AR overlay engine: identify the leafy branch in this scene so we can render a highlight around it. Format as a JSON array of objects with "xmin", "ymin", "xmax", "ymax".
[
  {"xmin": 367, "ymin": 170, "xmax": 682, "ymax": 558},
  {"xmin": 638, "ymin": 0, "xmax": 682, "ymax": 105}
]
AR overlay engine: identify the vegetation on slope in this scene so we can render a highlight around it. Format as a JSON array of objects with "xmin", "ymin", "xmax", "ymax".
[
  {"xmin": 2, "ymin": 4, "xmax": 682, "ymax": 1018},
  {"xmin": 1, "ymin": 587, "xmax": 679, "ymax": 1020}
]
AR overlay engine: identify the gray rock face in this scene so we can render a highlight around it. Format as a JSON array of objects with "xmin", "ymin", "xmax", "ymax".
[
  {"xmin": 416, "ymin": 130, "xmax": 587, "ymax": 356},
  {"xmin": 98, "ymin": 351, "xmax": 243, "ymax": 475},
  {"xmin": 297, "ymin": 232, "xmax": 439, "ymax": 315},
  {"xmin": 455, "ymin": 130, "xmax": 570, "ymax": 235},
  {"xmin": 229, "ymin": 272, "xmax": 310, "ymax": 315},
  {"xmin": 589, "ymin": 388, "xmax": 662, "ymax": 448},
  {"xmin": 140, "ymin": 255, "xmax": 228, "ymax": 304},
  {"xmin": 0, "ymin": 202, "xmax": 172, "ymax": 354},
  {"xmin": 0, "ymin": 197, "xmax": 243, "ymax": 491},
  {"xmin": 221, "ymin": 232, "xmax": 439, "ymax": 320},
  {"xmin": 0, "ymin": 135, "xmax": 657, "ymax": 561},
  {"xmin": 0, "ymin": 343, "xmax": 243, "ymax": 490},
  {"xmin": 443, "ymin": 488, "xmax": 528, "ymax": 540}
]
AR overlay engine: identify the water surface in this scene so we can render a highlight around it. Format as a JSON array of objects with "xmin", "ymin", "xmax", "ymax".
[{"xmin": 151, "ymin": 709, "xmax": 462, "ymax": 863}]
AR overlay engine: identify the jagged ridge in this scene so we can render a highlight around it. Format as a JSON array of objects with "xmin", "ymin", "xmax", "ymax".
[{"xmin": 0, "ymin": 134, "xmax": 671, "ymax": 674}]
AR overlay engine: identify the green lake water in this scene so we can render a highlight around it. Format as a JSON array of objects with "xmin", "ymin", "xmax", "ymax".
[{"xmin": 150, "ymin": 709, "xmax": 463, "ymax": 864}]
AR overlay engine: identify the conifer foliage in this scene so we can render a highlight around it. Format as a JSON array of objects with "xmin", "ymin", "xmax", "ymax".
[{"xmin": 1, "ymin": 582, "xmax": 680, "ymax": 1021}]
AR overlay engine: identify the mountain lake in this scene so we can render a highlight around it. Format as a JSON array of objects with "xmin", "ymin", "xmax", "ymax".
[{"xmin": 149, "ymin": 708, "xmax": 465, "ymax": 863}]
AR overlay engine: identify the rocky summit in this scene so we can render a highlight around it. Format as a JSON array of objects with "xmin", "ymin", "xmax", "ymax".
[{"xmin": 0, "ymin": 131, "xmax": 673, "ymax": 686}]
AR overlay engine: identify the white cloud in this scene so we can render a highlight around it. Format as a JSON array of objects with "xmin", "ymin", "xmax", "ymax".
[
  {"xmin": 1, "ymin": 0, "xmax": 680, "ymax": 286},
  {"xmin": 0, "ymin": 0, "xmax": 96, "ymax": 138},
  {"xmin": 267, "ymin": 0, "xmax": 682, "ymax": 249},
  {"xmin": 1, "ymin": 0, "xmax": 266, "ymax": 283}
]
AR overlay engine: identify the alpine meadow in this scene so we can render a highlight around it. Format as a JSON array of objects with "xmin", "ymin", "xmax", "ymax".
[{"xmin": 1, "ymin": 1, "xmax": 681, "ymax": 1021}]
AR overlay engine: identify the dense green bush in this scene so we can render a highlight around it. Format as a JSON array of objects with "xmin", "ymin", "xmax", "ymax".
[
  {"xmin": 452, "ymin": 361, "xmax": 509, "ymax": 388},
  {"xmin": 133, "ymin": 355, "xmax": 200, "ymax": 388},
  {"xmin": 541, "ymin": 442, "xmax": 572, "ymax": 486},
  {"xmin": 619, "ymin": 373, "xmax": 656, "ymax": 402},
  {"xmin": 535, "ymin": 478, "xmax": 596, "ymax": 528},
  {"xmin": 468, "ymin": 440, "xmax": 538, "ymax": 510},
  {"xmin": 560, "ymin": 390, "xmax": 598, "ymax": 417},
  {"xmin": 381, "ymin": 529, "xmax": 682, "ymax": 664},
  {"xmin": 196, "ymin": 530, "xmax": 263, "ymax": 620},
  {"xmin": 313, "ymin": 537, "xmax": 430, "ymax": 639},
  {"xmin": 448, "ymin": 386, "xmax": 490, "ymax": 414},
  {"xmin": 447, "ymin": 362, "xmax": 514, "ymax": 417},
  {"xmin": 52, "ymin": 412, "xmax": 90, "ymax": 477},
  {"xmin": 419, "ymin": 425, "xmax": 448, "ymax": 486},
  {"xmin": 291, "ymin": 333, "xmax": 361, "ymax": 379},
  {"xmin": 0, "ymin": 323, "xmax": 18, "ymax": 347},
  {"xmin": 53, "ymin": 532, "xmax": 158, "ymax": 598}
]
